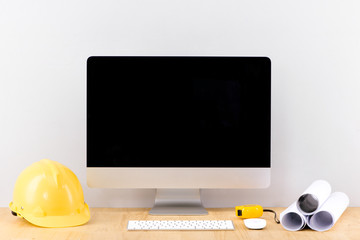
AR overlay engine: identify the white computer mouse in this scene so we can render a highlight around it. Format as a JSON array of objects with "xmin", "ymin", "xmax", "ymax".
[{"xmin": 244, "ymin": 218, "xmax": 266, "ymax": 230}]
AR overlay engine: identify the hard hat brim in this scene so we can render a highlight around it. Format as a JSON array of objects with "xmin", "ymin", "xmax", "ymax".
[{"xmin": 18, "ymin": 204, "xmax": 90, "ymax": 228}]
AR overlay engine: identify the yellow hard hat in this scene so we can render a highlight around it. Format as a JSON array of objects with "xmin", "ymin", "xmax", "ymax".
[{"xmin": 9, "ymin": 159, "xmax": 90, "ymax": 228}]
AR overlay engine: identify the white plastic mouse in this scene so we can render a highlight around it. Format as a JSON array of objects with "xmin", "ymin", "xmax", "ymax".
[{"xmin": 244, "ymin": 218, "xmax": 267, "ymax": 230}]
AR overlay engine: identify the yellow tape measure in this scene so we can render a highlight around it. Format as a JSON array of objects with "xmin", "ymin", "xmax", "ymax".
[
  {"xmin": 235, "ymin": 204, "xmax": 263, "ymax": 218},
  {"xmin": 235, "ymin": 204, "xmax": 280, "ymax": 223}
]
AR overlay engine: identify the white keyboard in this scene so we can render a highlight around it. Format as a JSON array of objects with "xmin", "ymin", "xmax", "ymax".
[{"xmin": 127, "ymin": 220, "xmax": 234, "ymax": 230}]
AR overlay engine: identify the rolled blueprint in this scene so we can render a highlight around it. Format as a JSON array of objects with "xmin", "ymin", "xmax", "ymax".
[
  {"xmin": 307, "ymin": 192, "xmax": 349, "ymax": 232},
  {"xmin": 280, "ymin": 202, "xmax": 307, "ymax": 231},
  {"xmin": 297, "ymin": 180, "xmax": 332, "ymax": 215}
]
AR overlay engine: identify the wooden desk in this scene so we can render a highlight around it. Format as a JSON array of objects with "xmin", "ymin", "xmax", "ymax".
[{"xmin": 1, "ymin": 207, "xmax": 359, "ymax": 240}]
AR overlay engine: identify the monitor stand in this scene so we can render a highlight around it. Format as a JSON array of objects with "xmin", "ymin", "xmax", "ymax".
[{"xmin": 149, "ymin": 189, "xmax": 208, "ymax": 215}]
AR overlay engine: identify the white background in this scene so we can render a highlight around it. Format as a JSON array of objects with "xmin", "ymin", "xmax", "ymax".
[{"xmin": 1, "ymin": 0, "xmax": 360, "ymax": 208}]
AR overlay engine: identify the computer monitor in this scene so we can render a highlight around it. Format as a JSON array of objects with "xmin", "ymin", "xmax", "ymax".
[{"xmin": 87, "ymin": 56, "xmax": 271, "ymax": 215}]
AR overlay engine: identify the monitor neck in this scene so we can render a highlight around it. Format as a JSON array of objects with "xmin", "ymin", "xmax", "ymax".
[{"xmin": 149, "ymin": 189, "xmax": 208, "ymax": 215}]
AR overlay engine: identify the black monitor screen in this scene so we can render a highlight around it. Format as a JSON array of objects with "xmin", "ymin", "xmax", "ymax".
[{"xmin": 87, "ymin": 56, "xmax": 271, "ymax": 168}]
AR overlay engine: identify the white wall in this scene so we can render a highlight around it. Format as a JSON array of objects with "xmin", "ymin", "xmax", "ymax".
[{"xmin": 1, "ymin": 0, "xmax": 360, "ymax": 208}]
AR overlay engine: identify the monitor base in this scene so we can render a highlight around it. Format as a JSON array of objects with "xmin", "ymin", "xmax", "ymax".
[{"xmin": 149, "ymin": 189, "xmax": 208, "ymax": 215}]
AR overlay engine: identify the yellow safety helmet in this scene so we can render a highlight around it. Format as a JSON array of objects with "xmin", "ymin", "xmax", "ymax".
[{"xmin": 9, "ymin": 159, "xmax": 90, "ymax": 228}]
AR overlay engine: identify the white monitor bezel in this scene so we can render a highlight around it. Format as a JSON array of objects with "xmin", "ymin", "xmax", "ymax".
[{"xmin": 87, "ymin": 167, "xmax": 270, "ymax": 189}]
